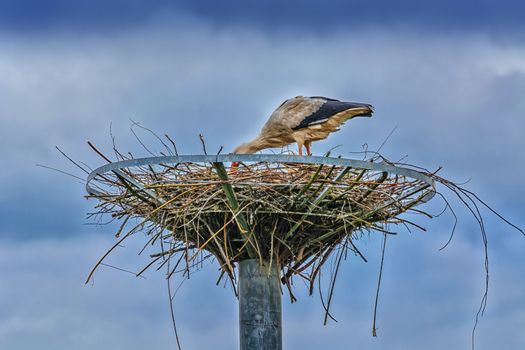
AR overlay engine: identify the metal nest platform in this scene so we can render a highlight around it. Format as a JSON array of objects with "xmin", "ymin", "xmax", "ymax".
[{"xmin": 86, "ymin": 154, "xmax": 436, "ymax": 296}]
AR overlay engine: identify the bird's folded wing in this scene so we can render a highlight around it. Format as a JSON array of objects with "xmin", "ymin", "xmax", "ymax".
[{"xmin": 291, "ymin": 98, "xmax": 368, "ymax": 131}]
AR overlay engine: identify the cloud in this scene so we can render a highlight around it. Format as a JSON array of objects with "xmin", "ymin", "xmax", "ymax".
[
  {"xmin": 0, "ymin": 234, "xmax": 238, "ymax": 350},
  {"xmin": 1, "ymin": 23, "xmax": 524, "ymax": 237},
  {"xmin": 1, "ymin": 17, "xmax": 524, "ymax": 350},
  {"xmin": 1, "ymin": 229, "xmax": 523, "ymax": 350}
]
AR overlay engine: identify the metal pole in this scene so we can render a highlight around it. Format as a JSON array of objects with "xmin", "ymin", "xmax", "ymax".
[{"xmin": 239, "ymin": 259, "xmax": 282, "ymax": 350}]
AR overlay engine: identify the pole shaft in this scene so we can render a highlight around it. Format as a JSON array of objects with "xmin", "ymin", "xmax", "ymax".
[{"xmin": 239, "ymin": 259, "xmax": 282, "ymax": 350}]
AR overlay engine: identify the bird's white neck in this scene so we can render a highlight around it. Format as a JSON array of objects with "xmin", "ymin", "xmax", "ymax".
[{"xmin": 233, "ymin": 136, "xmax": 271, "ymax": 154}]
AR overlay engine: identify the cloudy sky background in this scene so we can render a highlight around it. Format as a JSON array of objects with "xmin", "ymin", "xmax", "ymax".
[{"xmin": 1, "ymin": 1, "xmax": 524, "ymax": 349}]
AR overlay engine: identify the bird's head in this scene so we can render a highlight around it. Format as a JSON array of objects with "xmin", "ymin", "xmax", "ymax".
[
  {"xmin": 232, "ymin": 139, "xmax": 268, "ymax": 168},
  {"xmin": 231, "ymin": 140, "xmax": 264, "ymax": 168},
  {"xmin": 231, "ymin": 142, "xmax": 251, "ymax": 168},
  {"xmin": 233, "ymin": 142, "xmax": 254, "ymax": 155}
]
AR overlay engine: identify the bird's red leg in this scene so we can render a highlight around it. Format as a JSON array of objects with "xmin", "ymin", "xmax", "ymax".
[
  {"xmin": 297, "ymin": 144, "xmax": 303, "ymax": 156},
  {"xmin": 305, "ymin": 143, "xmax": 312, "ymax": 156}
]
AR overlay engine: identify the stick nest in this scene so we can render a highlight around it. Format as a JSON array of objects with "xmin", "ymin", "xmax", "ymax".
[{"xmin": 87, "ymin": 157, "xmax": 435, "ymax": 299}]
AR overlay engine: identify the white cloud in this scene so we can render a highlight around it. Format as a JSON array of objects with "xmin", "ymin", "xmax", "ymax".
[
  {"xmin": 1, "ymin": 229, "xmax": 524, "ymax": 350},
  {"xmin": 1, "ymin": 26, "xmax": 524, "ymax": 187},
  {"xmin": 0, "ymin": 234, "xmax": 236, "ymax": 350}
]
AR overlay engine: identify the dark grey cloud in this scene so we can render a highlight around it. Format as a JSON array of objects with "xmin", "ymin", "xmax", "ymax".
[{"xmin": 1, "ymin": 0, "xmax": 525, "ymax": 39}]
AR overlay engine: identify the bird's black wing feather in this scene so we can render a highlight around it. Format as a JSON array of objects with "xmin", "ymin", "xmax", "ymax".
[
  {"xmin": 309, "ymin": 96, "xmax": 340, "ymax": 102},
  {"xmin": 292, "ymin": 98, "xmax": 371, "ymax": 131}
]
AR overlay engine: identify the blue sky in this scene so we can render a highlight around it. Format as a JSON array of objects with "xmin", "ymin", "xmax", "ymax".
[{"xmin": 1, "ymin": 1, "xmax": 524, "ymax": 349}]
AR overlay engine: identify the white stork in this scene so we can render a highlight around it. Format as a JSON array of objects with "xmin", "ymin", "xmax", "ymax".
[{"xmin": 233, "ymin": 96, "xmax": 373, "ymax": 159}]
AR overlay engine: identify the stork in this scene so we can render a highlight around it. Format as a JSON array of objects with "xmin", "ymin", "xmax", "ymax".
[{"xmin": 232, "ymin": 96, "xmax": 373, "ymax": 163}]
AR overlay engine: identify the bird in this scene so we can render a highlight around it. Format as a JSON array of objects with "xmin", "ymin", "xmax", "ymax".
[{"xmin": 232, "ymin": 96, "xmax": 373, "ymax": 161}]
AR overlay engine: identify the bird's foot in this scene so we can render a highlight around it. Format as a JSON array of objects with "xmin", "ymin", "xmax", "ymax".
[
  {"xmin": 230, "ymin": 162, "xmax": 240, "ymax": 174},
  {"xmin": 305, "ymin": 144, "xmax": 312, "ymax": 156}
]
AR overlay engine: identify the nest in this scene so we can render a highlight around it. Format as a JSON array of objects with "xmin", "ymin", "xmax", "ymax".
[
  {"xmin": 86, "ymin": 154, "xmax": 435, "ymax": 301},
  {"xmin": 49, "ymin": 124, "xmax": 521, "ymax": 344}
]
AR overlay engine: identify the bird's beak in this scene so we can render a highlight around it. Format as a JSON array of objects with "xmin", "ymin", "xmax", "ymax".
[
  {"xmin": 231, "ymin": 162, "xmax": 239, "ymax": 168},
  {"xmin": 351, "ymin": 103, "xmax": 373, "ymax": 118}
]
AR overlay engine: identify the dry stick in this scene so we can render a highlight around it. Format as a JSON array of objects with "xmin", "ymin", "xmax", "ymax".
[
  {"xmin": 369, "ymin": 189, "xmax": 434, "ymax": 233},
  {"xmin": 165, "ymin": 243, "xmax": 183, "ymax": 350},
  {"xmin": 294, "ymin": 163, "xmax": 324, "ymax": 200},
  {"xmin": 286, "ymin": 167, "xmax": 352, "ymax": 239},
  {"xmin": 200, "ymin": 219, "xmax": 235, "ymax": 278},
  {"xmin": 114, "ymin": 216, "xmax": 131, "ymax": 237},
  {"xmin": 309, "ymin": 244, "xmax": 337, "ymax": 295},
  {"xmin": 164, "ymin": 134, "xmax": 179, "ymax": 156},
  {"xmin": 435, "ymin": 191, "xmax": 459, "ymax": 251},
  {"xmin": 216, "ymin": 270, "xmax": 226, "ymax": 286},
  {"xmin": 147, "ymin": 214, "xmax": 168, "ymax": 250},
  {"xmin": 148, "ymin": 164, "xmax": 160, "ymax": 182},
  {"xmin": 36, "ymin": 164, "xmax": 86, "ymax": 182},
  {"xmin": 96, "ymin": 263, "xmax": 145, "ymax": 281},
  {"xmin": 295, "ymin": 248, "xmax": 322, "ymax": 272},
  {"xmin": 129, "ymin": 121, "xmax": 156, "ymax": 156},
  {"xmin": 150, "ymin": 246, "xmax": 195, "ymax": 258},
  {"xmin": 267, "ymin": 219, "xmax": 279, "ymax": 276},
  {"xmin": 317, "ymin": 268, "xmax": 338, "ymax": 323},
  {"xmin": 394, "ymin": 218, "xmax": 427, "ymax": 232},
  {"xmin": 333, "ymin": 182, "xmax": 431, "ymax": 231},
  {"xmin": 136, "ymin": 256, "xmax": 162, "ymax": 277},
  {"xmin": 460, "ymin": 186, "xmax": 524, "ymax": 235},
  {"xmin": 110, "ymin": 123, "xmax": 126, "ymax": 161},
  {"xmin": 300, "ymin": 164, "xmax": 338, "ymax": 206},
  {"xmin": 281, "ymin": 243, "xmax": 324, "ymax": 282},
  {"xmin": 88, "ymin": 140, "xmax": 161, "ymax": 205},
  {"xmin": 212, "ymin": 161, "xmax": 257, "ymax": 259},
  {"xmin": 372, "ymin": 233, "xmax": 388, "ymax": 337},
  {"xmin": 183, "ymin": 216, "xmax": 192, "ymax": 278},
  {"xmin": 85, "ymin": 197, "xmax": 175, "ymax": 284},
  {"xmin": 310, "ymin": 219, "xmax": 360, "ymax": 244},
  {"xmin": 115, "ymin": 174, "xmax": 158, "ymax": 208},
  {"xmin": 323, "ymin": 241, "xmax": 347, "ymax": 325},
  {"xmin": 407, "ymin": 207, "xmax": 434, "ymax": 219},
  {"xmin": 87, "ymin": 141, "xmax": 113, "ymax": 163},
  {"xmin": 136, "ymin": 226, "xmax": 162, "ymax": 256},
  {"xmin": 333, "ymin": 202, "xmax": 360, "ymax": 263},
  {"xmin": 221, "ymin": 212, "xmax": 231, "ymax": 256},
  {"xmin": 199, "ymin": 134, "xmax": 208, "ymax": 155},
  {"xmin": 85, "ymin": 228, "xmax": 135, "ymax": 284},
  {"xmin": 55, "ymin": 146, "xmax": 91, "ymax": 174},
  {"xmin": 359, "ymin": 172, "xmax": 388, "ymax": 202},
  {"xmin": 165, "ymin": 252, "xmax": 187, "ymax": 277},
  {"xmin": 283, "ymin": 275, "xmax": 297, "ymax": 303},
  {"xmin": 133, "ymin": 122, "xmax": 174, "ymax": 156},
  {"xmin": 330, "ymin": 168, "xmax": 367, "ymax": 203},
  {"xmin": 189, "ymin": 204, "xmax": 250, "ymax": 260},
  {"xmin": 442, "ymin": 184, "xmax": 489, "ymax": 350}
]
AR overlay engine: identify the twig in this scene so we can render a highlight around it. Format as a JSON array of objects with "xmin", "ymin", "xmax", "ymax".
[{"xmin": 372, "ymin": 233, "xmax": 387, "ymax": 337}]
